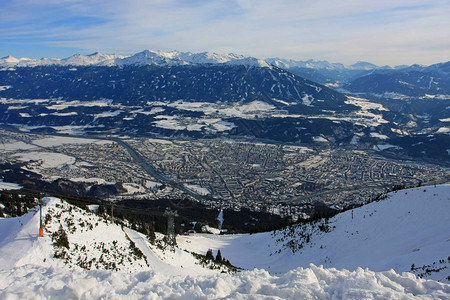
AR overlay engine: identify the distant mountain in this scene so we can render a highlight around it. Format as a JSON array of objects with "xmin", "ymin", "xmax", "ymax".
[
  {"xmin": 267, "ymin": 56, "xmax": 450, "ymax": 96},
  {"xmin": 0, "ymin": 50, "xmax": 270, "ymax": 69},
  {"xmin": 266, "ymin": 58, "xmax": 346, "ymax": 70},
  {"xmin": 0, "ymin": 51, "xmax": 363, "ymax": 151},
  {"xmin": 346, "ymin": 61, "xmax": 450, "ymax": 96},
  {"xmin": 0, "ymin": 58, "xmax": 351, "ymax": 111},
  {"xmin": 0, "ymin": 50, "xmax": 449, "ymax": 162},
  {"xmin": 347, "ymin": 61, "xmax": 379, "ymax": 70},
  {"xmin": 265, "ymin": 58, "xmax": 380, "ymax": 84}
]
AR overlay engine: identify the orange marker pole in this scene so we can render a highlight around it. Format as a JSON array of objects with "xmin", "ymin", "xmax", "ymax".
[{"xmin": 39, "ymin": 200, "xmax": 43, "ymax": 237}]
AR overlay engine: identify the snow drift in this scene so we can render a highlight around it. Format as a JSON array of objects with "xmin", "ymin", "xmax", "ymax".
[{"xmin": 1, "ymin": 264, "xmax": 448, "ymax": 299}]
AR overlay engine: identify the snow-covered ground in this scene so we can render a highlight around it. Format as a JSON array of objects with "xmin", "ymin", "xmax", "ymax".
[
  {"xmin": 0, "ymin": 180, "xmax": 22, "ymax": 190},
  {"xmin": 185, "ymin": 184, "xmax": 210, "ymax": 196},
  {"xmin": 0, "ymin": 186, "xmax": 449, "ymax": 298},
  {"xmin": 1, "ymin": 263, "xmax": 448, "ymax": 299},
  {"xmin": 11, "ymin": 151, "xmax": 76, "ymax": 169}
]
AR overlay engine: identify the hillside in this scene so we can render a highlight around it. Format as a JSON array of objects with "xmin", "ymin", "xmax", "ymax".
[
  {"xmin": 0, "ymin": 197, "xmax": 230, "ymax": 276},
  {"xmin": 178, "ymin": 184, "xmax": 450, "ymax": 282},
  {"xmin": 0, "ymin": 186, "xmax": 449, "ymax": 298}
]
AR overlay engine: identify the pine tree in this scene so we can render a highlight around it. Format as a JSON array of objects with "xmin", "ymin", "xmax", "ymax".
[
  {"xmin": 206, "ymin": 249, "xmax": 214, "ymax": 260},
  {"xmin": 53, "ymin": 225, "xmax": 70, "ymax": 249},
  {"xmin": 149, "ymin": 226, "xmax": 156, "ymax": 245},
  {"xmin": 215, "ymin": 249, "xmax": 222, "ymax": 263}
]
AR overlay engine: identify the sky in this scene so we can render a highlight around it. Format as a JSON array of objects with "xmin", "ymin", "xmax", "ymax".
[{"xmin": 1, "ymin": 0, "xmax": 449, "ymax": 66}]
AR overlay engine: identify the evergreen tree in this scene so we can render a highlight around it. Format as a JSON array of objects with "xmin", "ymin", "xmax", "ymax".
[
  {"xmin": 53, "ymin": 225, "xmax": 70, "ymax": 249},
  {"xmin": 206, "ymin": 249, "xmax": 214, "ymax": 260},
  {"xmin": 97, "ymin": 205, "xmax": 105, "ymax": 215},
  {"xmin": 149, "ymin": 226, "xmax": 156, "ymax": 245},
  {"xmin": 215, "ymin": 249, "xmax": 222, "ymax": 263}
]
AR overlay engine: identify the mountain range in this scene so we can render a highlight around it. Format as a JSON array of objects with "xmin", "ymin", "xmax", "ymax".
[
  {"xmin": 2, "ymin": 50, "xmax": 449, "ymax": 96},
  {"xmin": 0, "ymin": 50, "xmax": 270, "ymax": 68},
  {"xmin": 0, "ymin": 50, "xmax": 449, "ymax": 163}
]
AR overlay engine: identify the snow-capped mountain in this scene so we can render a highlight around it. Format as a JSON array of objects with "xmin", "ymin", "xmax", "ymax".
[
  {"xmin": 347, "ymin": 61, "xmax": 379, "ymax": 70},
  {"xmin": 266, "ymin": 58, "xmax": 346, "ymax": 70},
  {"xmin": 266, "ymin": 58, "xmax": 381, "ymax": 71},
  {"xmin": 0, "ymin": 186, "xmax": 449, "ymax": 298},
  {"xmin": 265, "ymin": 58, "xmax": 382, "ymax": 85},
  {"xmin": 346, "ymin": 61, "xmax": 450, "ymax": 96},
  {"xmin": 0, "ymin": 50, "xmax": 271, "ymax": 68}
]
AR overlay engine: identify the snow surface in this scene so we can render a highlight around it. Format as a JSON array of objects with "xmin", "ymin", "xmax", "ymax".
[
  {"xmin": 0, "ymin": 141, "xmax": 37, "ymax": 151},
  {"xmin": 32, "ymin": 136, "xmax": 113, "ymax": 147},
  {"xmin": 46, "ymin": 100, "xmax": 112, "ymax": 110},
  {"xmin": 184, "ymin": 184, "xmax": 210, "ymax": 196},
  {"xmin": 374, "ymin": 144, "xmax": 401, "ymax": 151},
  {"xmin": 1, "ymin": 264, "xmax": 448, "ymax": 299},
  {"xmin": 437, "ymin": 127, "xmax": 450, "ymax": 134},
  {"xmin": 0, "ymin": 180, "xmax": 22, "ymax": 190},
  {"xmin": 122, "ymin": 183, "xmax": 146, "ymax": 194},
  {"xmin": 12, "ymin": 151, "xmax": 76, "ymax": 169},
  {"xmin": 312, "ymin": 136, "xmax": 328, "ymax": 143},
  {"xmin": 70, "ymin": 177, "xmax": 114, "ymax": 185}
]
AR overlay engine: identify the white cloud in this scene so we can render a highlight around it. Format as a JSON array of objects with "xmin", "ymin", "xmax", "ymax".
[{"xmin": 1, "ymin": 0, "xmax": 449, "ymax": 65}]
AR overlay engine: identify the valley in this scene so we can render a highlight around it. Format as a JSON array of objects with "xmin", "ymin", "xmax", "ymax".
[{"xmin": 1, "ymin": 128, "xmax": 448, "ymax": 223}]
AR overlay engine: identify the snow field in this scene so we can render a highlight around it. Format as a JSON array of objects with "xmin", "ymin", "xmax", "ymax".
[
  {"xmin": 185, "ymin": 184, "xmax": 210, "ymax": 196},
  {"xmin": 0, "ymin": 180, "xmax": 22, "ymax": 190},
  {"xmin": 0, "ymin": 263, "xmax": 448, "ymax": 299},
  {"xmin": 11, "ymin": 151, "xmax": 76, "ymax": 169}
]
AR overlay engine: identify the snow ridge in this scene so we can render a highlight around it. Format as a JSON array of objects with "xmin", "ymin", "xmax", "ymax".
[{"xmin": 0, "ymin": 50, "xmax": 271, "ymax": 69}]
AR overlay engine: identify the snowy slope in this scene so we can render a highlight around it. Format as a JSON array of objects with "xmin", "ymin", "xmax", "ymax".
[
  {"xmin": 0, "ymin": 188, "xmax": 449, "ymax": 298},
  {"xmin": 178, "ymin": 185, "xmax": 450, "ymax": 282},
  {"xmin": 0, "ymin": 50, "xmax": 271, "ymax": 68},
  {"xmin": 0, "ymin": 197, "xmax": 223, "ymax": 275}
]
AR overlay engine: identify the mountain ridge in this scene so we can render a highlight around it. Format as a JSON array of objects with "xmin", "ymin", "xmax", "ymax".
[{"xmin": 0, "ymin": 50, "xmax": 271, "ymax": 69}]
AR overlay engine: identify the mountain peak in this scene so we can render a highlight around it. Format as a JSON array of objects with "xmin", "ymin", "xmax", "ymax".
[
  {"xmin": 348, "ymin": 61, "xmax": 378, "ymax": 70},
  {"xmin": 1, "ymin": 55, "xmax": 19, "ymax": 63}
]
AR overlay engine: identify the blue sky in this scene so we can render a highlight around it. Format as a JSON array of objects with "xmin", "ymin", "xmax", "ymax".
[{"xmin": 1, "ymin": 0, "xmax": 449, "ymax": 66}]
